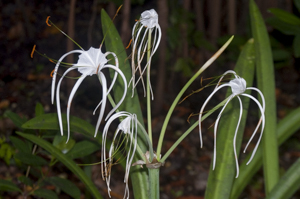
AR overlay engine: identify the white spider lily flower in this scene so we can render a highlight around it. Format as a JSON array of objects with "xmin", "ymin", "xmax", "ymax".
[
  {"xmin": 130, "ymin": 9, "xmax": 161, "ymax": 99},
  {"xmin": 198, "ymin": 70, "xmax": 265, "ymax": 178},
  {"xmin": 51, "ymin": 46, "xmax": 127, "ymax": 142},
  {"xmin": 101, "ymin": 111, "xmax": 138, "ymax": 199}
]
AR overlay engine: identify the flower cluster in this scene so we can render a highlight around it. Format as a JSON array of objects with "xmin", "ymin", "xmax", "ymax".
[
  {"xmin": 40, "ymin": 7, "xmax": 266, "ymax": 199},
  {"xmin": 46, "ymin": 9, "xmax": 161, "ymax": 198}
]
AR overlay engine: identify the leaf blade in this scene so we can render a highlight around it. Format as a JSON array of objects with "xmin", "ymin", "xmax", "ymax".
[
  {"xmin": 16, "ymin": 132, "xmax": 103, "ymax": 199},
  {"xmin": 250, "ymin": 0, "xmax": 279, "ymax": 193}
]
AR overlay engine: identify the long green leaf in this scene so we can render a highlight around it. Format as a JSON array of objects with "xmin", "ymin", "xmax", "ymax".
[
  {"xmin": 0, "ymin": 179, "xmax": 22, "ymax": 193},
  {"xmin": 22, "ymin": 113, "xmax": 95, "ymax": 138},
  {"xmin": 33, "ymin": 189, "xmax": 59, "ymax": 199},
  {"xmin": 46, "ymin": 177, "xmax": 81, "ymax": 199},
  {"xmin": 66, "ymin": 140, "xmax": 99, "ymax": 159},
  {"xmin": 205, "ymin": 39, "xmax": 255, "ymax": 199},
  {"xmin": 16, "ymin": 132, "xmax": 103, "ymax": 199},
  {"xmin": 101, "ymin": 9, "xmax": 149, "ymax": 199},
  {"xmin": 250, "ymin": 0, "xmax": 279, "ymax": 193},
  {"xmin": 231, "ymin": 106, "xmax": 300, "ymax": 199},
  {"xmin": 14, "ymin": 152, "xmax": 48, "ymax": 166},
  {"xmin": 266, "ymin": 157, "xmax": 300, "ymax": 199},
  {"xmin": 266, "ymin": 17, "xmax": 300, "ymax": 35},
  {"xmin": 268, "ymin": 8, "xmax": 300, "ymax": 25}
]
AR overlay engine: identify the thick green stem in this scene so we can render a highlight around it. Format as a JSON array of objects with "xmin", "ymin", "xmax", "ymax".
[
  {"xmin": 156, "ymin": 36, "xmax": 234, "ymax": 160},
  {"xmin": 147, "ymin": 30, "xmax": 153, "ymax": 144},
  {"xmin": 148, "ymin": 168, "xmax": 160, "ymax": 199}
]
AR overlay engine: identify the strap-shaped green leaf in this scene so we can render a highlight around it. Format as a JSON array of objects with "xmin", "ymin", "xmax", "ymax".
[
  {"xmin": 101, "ymin": 9, "xmax": 149, "ymax": 199},
  {"xmin": 266, "ymin": 157, "xmax": 300, "ymax": 199},
  {"xmin": 266, "ymin": 17, "xmax": 300, "ymax": 35},
  {"xmin": 268, "ymin": 8, "xmax": 300, "ymax": 25},
  {"xmin": 205, "ymin": 38, "xmax": 255, "ymax": 199},
  {"xmin": 16, "ymin": 131, "xmax": 103, "ymax": 199},
  {"xmin": 250, "ymin": 0, "xmax": 279, "ymax": 193}
]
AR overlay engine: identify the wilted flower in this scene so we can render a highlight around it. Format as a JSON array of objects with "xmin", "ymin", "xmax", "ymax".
[
  {"xmin": 130, "ymin": 9, "xmax": 161, "ymax": 99},
  {"xmin": 198, "ymin": 70, "xmax": 265, "ymax": 177},
  {"xmin": 51, "ymin": 46, "xmax": 127, "ymax": 142},
  {"xmin": 101, "ymin": 111, "xmax": 138, "ymax": 199}
]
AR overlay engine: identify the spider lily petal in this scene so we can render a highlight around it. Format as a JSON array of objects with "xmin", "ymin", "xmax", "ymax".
[
  {"xmin": 52, "ymin": 46, "xmax": 127, "ymax": 142},
  {"xmin": 198, "ymin": 70, "xmax": 265, "ymax": 178},
  {"xmin": 130, "ymin": 9, "xmax": 161, "ymax": 99},
  {"xmin": 101, "ymin": 111, "xmax": 138, "ymax": 199}
]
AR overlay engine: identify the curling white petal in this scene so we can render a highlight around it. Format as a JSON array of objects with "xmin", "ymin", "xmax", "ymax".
[
  {"xmin": 212, "ymin": 94, "xmax": 234, "ymax": 170},
  {"xmin": 51, "ymin": 50, "xmax": 84, "ymax": 104},
  {"xmin": 94, "ymin": 72, "xmax": 107, "ymax": 137},
  {"xmin": 240, "ymin": 93, "xmax": 265, "ymax": 165},
  {"xmin": 66, "ymin": 75, "xmax": 87, "ymax": 143},
  {"xmin": 199, "ymin": 83, "xmax": 231, "ymax": 148},
  {"xmin": 55, "ymin": 67, "xmax": 77, "ymax": 136},
  {"xmin": 233, "ymin": 96, "xmax": 243, "ymax": 178}
]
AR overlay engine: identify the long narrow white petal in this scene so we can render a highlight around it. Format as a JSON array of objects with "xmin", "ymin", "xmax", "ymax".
[
  {"xmin": 94, "ymin": 72, "xmax": 107, "ymax": 137},
  {"xmin": 240, "ymin": 93, "xmax": 265, "ymax": 165},
  {"xmin": 198, "ymin": 83, "xmax": 231, "ymax": 148},
  {"xmin": 66, "ymin": 75, "xmax": 87, "ymax": 143},
  {"xmin": 55, "ymin": 67, "xmax": 76, "ymax": 136},
  {"xmin": 51, "ymin": 50, "xmax": 84, "ymax": 104},
  {"xmin": 233, "ymin": 96, "xmax": 243, "ymax": 178},
  {"xmin": 93, "ymin": 52, "xmax": 119, "ymax": 115},
  {"xmin": 103, "ymin": 65, "xmax": 128, "ymax": 120},
  {"xmin": 212, "ymin": 94, "xmax": 234, "ymax": 170},
  {"xmin": 131, "ymin": 26, "xmax": 144, "ymax": 97},
  {"xmin": 136, "ymin": 29, "xmax": 148, "ymax": 96}
]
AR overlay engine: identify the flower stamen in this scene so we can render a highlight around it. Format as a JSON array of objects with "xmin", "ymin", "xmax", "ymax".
[
  {"xmin": 126, "ymin": 39, "xmax": 132, "ymax": 49},
  {"xmin": 46, "ymin": 16, "xmax": 51, "ymax": 26},
  {"xmin": 31, "ymin": 45, "xmax": 36, "ymax": 58},
  {"xmin": 50, "ymin": 69, "xmax": 55, "ymax": 77}
]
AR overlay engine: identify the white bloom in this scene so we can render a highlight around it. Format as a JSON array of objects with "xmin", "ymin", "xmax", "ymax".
[
  {"xmin": 51, "ymin": 46, "xmax": 127, "ymax": 142},
  {"xmin": 130, "ymin": 9, "xmax": 161, "ymax": 99},
  {"xmin": 198, "ymin": 70, "xmax": 265, "ymax": 178},
  {"xmin": 101, "ymin": 111, "xmax": 138, "ymax": 199}
]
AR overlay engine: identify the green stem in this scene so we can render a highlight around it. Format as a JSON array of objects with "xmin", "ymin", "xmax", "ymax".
[
  {"xmin": 147, "ymin": 30, "xmax": 153, "ymax": 144},
  {"xmin": 137, "ymin": 120, "xmax": 154, "ymax": 161},
  {"xmin": 156, "ymin": 36, "xmax": 234, "ymax": 161},
  {"xmin": 148, "ymin": 168, "xmax": 160, "ymax": 199},
  {"xmin": 160, "ymin": 97, "xmax": 229, "ymax": 163}
]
